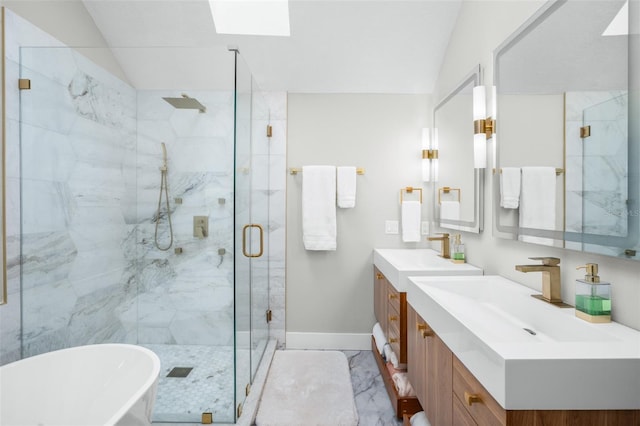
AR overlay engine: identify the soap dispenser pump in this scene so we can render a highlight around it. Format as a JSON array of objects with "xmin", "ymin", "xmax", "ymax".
[{"xmin": 575, "ymin": 263, "xmax": 611, "ymax": 323}]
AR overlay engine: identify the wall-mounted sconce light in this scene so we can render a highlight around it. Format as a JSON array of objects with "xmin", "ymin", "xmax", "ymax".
[
  {"xmin": 422, "ymin": 128, "xmax": 439, "ymax": 182},
  {"xmin": 472, "ymin": 86, "xmax": 496, "ymax": 169}
]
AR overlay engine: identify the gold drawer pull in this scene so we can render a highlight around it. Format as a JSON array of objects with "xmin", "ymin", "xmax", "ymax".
[
  {"xmin": 421, "ymin": 329, "xmax": 433, "ymax": 338},
  {"xmin": 388, "ymin": 294, "xmax": 398, "ymax": 300},
  {"xmin": 376, "ymin": 273, "xmax": 384, "ymax": 279},
  {"xmin": 389, "ymin": 338, "xmax": 398, "ymax": 343},
  {"xmin": 417, "ymin": 323, "xmax": 433, "ymax": 338},
  {"xmin": 464, "ymin": 391, "xmax": 482, "ymax": 406},
  {"xmin": 389, "ymin": 315, "xmax": 398, "ymax": 322}
]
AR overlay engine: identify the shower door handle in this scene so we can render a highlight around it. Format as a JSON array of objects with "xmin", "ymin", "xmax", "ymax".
[{"xmin": 242, "ymin": 224, "xmax": 264, "ymax": 258}]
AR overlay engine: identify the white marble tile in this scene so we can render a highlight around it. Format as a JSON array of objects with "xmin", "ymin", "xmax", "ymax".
[
  {"xmin": 20, "ymin": 47, "xmax": 77, "ymax": 87},
  {"xmin": 4, "ymin": 10, "xmax": 64, "ymax": 63},
  {"xmin": 20, "ymin": 124, "xmax": 76, "ymax": 182}
]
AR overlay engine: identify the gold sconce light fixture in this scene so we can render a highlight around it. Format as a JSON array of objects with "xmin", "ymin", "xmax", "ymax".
[
  {"xmin": 421, "ymin": 128, "xmax": 439, "ymax": 182},
  {"xmin": 472, "ymin": 86, "xmax": 496, "ymax": 169}
]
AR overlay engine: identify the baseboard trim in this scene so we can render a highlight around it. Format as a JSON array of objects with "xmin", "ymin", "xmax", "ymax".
[{"xmin": 285, "ymin": 332, "xmax": 371, "ymax": 350}]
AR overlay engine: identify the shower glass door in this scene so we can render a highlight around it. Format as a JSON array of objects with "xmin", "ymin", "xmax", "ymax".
[{"xmin": 233, "ymin": 51, "xmax": 271, "ymax": 420}]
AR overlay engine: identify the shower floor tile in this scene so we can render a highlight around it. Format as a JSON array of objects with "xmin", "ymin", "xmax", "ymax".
[{"xmin": 143, "ymin": 344, "xmax": 237, "ymax": 424}]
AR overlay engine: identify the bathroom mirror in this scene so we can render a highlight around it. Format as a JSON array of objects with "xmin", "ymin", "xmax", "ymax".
[
  {"xmin": 433, "ymin": 64, "xmax": 484, "ymax": 234},
  {"xmin": 493, "ymin": 0, "xmax": 638, "ymax": 260}
]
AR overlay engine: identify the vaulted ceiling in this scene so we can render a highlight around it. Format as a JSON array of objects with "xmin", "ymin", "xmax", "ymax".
[{"xmin": 81, "ymin": 0, "xmax": 462, "ymax": 93}]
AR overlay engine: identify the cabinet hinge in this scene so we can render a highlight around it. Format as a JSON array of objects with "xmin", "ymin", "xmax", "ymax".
[{"xmin": 266, "ymin": 309, "xmax": 272, "ymax": 323}]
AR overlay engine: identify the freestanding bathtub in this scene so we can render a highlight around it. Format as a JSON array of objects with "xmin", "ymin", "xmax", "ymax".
[{"xmin": 0, "ymin": 344, "xmax": 161, "ymax": 426}]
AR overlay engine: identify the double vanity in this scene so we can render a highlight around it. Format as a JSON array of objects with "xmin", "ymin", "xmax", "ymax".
[{"xmin": 373, "ymin": 249, "xmax": 640, "ymax": 425}]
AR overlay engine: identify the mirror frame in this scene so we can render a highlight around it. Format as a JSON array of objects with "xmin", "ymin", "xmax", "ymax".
[
  {"xmin": 492, "ymin": 0, "xmax": 639, "ymax": 258},
  {"xmin": 1, "ymin": 7, "xmax": 6, "ymax": 305},
  {"xmin": 433, "ymin": 64, "xmax": 484, "ymax": 234}
]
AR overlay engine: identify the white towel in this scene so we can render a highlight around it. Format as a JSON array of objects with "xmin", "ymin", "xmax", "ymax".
[
  {"xmin": 372, "ymin": 323, "xmax": 387, "ymax": 354},
  {"xmin": 392, "ymin": 372, "xmax": 416, "ymax": 397},
  {"xmin": 519, "ymin": 167, "xmax": 556, "ymax": 246},
  {"xmin": 384, "ymin": 345, "xmax": 399, "ymax": 369},
  {"xmin": 302, "ymin": 165, "xmax": 337, "ymax": 250},
  {"xmin": 337, "ymin": 166, "xmax": 357, "ymax": 208},
  {"xmin": 500, "ymin": 167, "xmax": 521, "ymax": 209},
  {"xmin": 410, "ymin": 411, "xmax": 429, "ymax": 426},
  {"xmin": 401, "ymin": 201, "xmax": 421, "ymax": 242},
  {"xmin": 440, "ymin": 200, "xmax": 460, "ymax": 222}
]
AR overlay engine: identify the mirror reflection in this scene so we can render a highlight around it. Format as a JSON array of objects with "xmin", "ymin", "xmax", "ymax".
[
  {"xmin": 494, "ymin": 0, "xmax": 638, "ymax": 260},
  {"xmin": 434, "ymin": 65, "xmax": 483, "ymax": 234}
]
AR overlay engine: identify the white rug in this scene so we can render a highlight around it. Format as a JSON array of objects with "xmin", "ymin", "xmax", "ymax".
[{"xmin": 255, "ymin": 350, "xmax": 359, "ymax": 426}]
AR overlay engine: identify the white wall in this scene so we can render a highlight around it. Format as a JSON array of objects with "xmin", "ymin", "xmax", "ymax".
[
  {"xmin": 286, "ymin": 94, "xmax": 432, "ymax": 348},
  {"xmin": 1, "ymin": 0, "xmax": 128, "ymax": 82},
  {"xmin": 432, "ymin": 0, "xmax": 640, "ymax": 330}
]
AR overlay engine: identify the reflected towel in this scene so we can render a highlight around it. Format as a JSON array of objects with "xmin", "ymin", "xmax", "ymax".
[
  {"xmin": 440, "ymin": 200, "xmax": 460, "ymax": 228},
  {"xmin": 410, "ymin": 411, "xmax": 429, "ymax": 426},
  {"xmin": 337, "ymin": 166, "xmax": 357, "ymax": 208},
  {"xmin": 500, "ymin": 167, "xmax": 521, "ymax": 209},
  {"xmin": 302, "ymin": 165, "xmax": 337, "ymax": 250},
  {"xmin": 519, "ymin": 167, "xmax": 556, "ymax": 246},
  {"xmin": 372, "ymin": 323, "xmax": 387, "ymax": 355},
  {"xmin": 401, "ymin": 201, "xmax": 421, "ymax": 242}
]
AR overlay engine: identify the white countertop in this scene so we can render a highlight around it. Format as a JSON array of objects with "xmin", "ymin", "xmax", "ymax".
[
  {"xmin": 407, "ymin": 275, "xmax": 640, "ymax": 410},
  {"xmin": 373, "ymin": 249, "xmax": 483, "ymax": 291}
]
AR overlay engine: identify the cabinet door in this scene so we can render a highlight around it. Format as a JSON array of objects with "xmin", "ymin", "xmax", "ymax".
[
  {"xmin": 453, "ymin": 394, "xmax": 478, "ymax": 426},
  {"xmin": 407, "ymin": 304, "xmax": 428, "ymax": 407},
  {"xmin": 428, "ymin": 330, "xmax": 453, "ymax": 426},
  {"xmin": 374, "ymin": 267, "xmax": 387, "ymax": 330}
]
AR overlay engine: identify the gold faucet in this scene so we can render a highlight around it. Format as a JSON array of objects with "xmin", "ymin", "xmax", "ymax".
[
  {"xmin": 515, "ymin": 257, "xmax": 563, "ymax": 305},
  {"xmin": 428, "ymin": 233, "xmax": 450, "ymax": 259}
]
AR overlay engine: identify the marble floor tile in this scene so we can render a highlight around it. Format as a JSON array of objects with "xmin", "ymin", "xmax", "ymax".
[{"xmin": 344, "ymin": 350, "xmax": 403, "ymax": 426}]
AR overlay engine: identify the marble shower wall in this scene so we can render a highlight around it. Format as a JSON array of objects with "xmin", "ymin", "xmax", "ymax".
[
  {"xmin": 565, "ymin": 91, "xmax": 628, "ymax": 256},
  {"xmin": 133, "ymin": 90, "xmax": 236, "ymax": 346},
  {"xmin": 0, "ymin": 8, "xmax": 287, "ymax": 363}
]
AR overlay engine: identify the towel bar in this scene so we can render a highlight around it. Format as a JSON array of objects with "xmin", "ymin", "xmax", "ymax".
[
  {"xmin": 493, "ymin": 167, "xmax": 564, "ymax": 176},
  {"xmin": 289, "ymin": 167, "xmax": 365, "ymax": 175},
  {"xmin": 399, "ymin": 187, "xmax": 423, "ymax": 204},
  {"xmin": 438, "ymin": 187, "xmax": 461, "ymax": 204}
]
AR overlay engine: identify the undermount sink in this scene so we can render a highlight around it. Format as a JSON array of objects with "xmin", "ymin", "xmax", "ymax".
[
  {"xmin": 407, "ymin": 275, "xmax": 640, "ymax": 410},
  {"xmin": 373, "ymin": 249, "xmax": 482, "ymax": 291}
]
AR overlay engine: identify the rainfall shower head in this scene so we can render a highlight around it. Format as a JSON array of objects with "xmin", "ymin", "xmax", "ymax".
[{"xmin": 162, "ymin": 94, "xmax": 206, "ymax": 113}]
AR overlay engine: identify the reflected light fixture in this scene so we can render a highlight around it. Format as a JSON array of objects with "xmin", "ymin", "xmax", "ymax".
[
  {"xmin": 473, "ymin": 86, "xmax": 495, "ymax": 169},
  {"xmin": 422, "ymin": 128, "xmax": 439, "ymax": 182},
  {"xmin": 209, "ymin": 0, "xmax": 290, "ymax": 36}
]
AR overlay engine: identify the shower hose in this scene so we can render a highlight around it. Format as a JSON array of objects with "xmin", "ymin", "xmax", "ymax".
[{"xmin": 154, "ymin": 167, "xmax": 174, "ymax": 251}]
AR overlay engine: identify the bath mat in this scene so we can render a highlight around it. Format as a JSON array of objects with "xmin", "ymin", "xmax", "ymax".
[{"xmin": 255, "ymin": 350, "xmax": 359, "ymax": 426}]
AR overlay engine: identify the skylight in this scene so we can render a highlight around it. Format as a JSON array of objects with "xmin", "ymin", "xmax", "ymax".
[{"xmin": 208, "ymin": 0, "xmax": 290, "ymax": 36}]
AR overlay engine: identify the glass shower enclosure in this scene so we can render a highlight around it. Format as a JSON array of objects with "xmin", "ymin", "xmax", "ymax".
[{"xmin": 17, "ymin": 44, "xmax": 269, "ymax": 423}]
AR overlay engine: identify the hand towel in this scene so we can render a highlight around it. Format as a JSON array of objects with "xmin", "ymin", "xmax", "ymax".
[
  {"xmin": 337, "ymin": 166, "xmax": 357, "ymax": 208},
  {"xmin": 385, "ymin": 345, "xmax": 399, "ymax": 369},
  {"xmin": 302, "ymin": 165, "xmax": 337, "ymax": 250},
  {"xmin": 410, "ymin": 411, "xmax": 429, "ymax": 426},
  {"xmin": 401, "ymin": 200, "xmax": 421, "ymax": 242},
  {"xmin": 391, "ymin": 371, "xmax": 416, "ymax": 397},
  {"xmin": 372, "ymin": 323, "xmax": 387, "ymax": 355},
  {"xmin": 519, "ymin": 167, "xmax": 556, "ymax": 246},
  {"xmin": 500, "ymin": 167, "xmax": 521, "ymax": 209}
]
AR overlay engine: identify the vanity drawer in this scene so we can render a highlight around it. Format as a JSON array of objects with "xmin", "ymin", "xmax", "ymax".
[
  {"xmin": 387, "ymin": 284, "xmax": 401, "ymax": 313},
  {"xmin": 453, "ymin": 356, "xmax": 506, "ymax": 426}
]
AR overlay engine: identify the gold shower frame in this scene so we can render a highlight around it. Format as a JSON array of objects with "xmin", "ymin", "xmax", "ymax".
[{"xmin": 1, "ymin": 8, "xmax": 7, "ymax": 305}]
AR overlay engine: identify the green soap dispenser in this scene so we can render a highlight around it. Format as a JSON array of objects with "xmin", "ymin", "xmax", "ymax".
[
  {"xmin": 451, "ymin": 234, "xmax": 466, "ymax": 264},
  {"xmin": 575, "ymin": 263, "xmax": 611, "ymax": 323}
]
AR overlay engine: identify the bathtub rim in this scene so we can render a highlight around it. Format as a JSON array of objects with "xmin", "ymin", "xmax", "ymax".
[{"xmin": 0, "ymin": 343, "xmax": 161, "ymax": 426}]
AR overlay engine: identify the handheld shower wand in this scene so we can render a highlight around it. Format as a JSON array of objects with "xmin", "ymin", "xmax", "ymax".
[{"xmin": 154, "ymin": 142, "xmax": 174, "ymax": 251}]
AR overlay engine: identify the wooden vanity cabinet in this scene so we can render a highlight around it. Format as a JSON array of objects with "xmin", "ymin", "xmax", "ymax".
[
  {"xmin": 373, "ymin": 267, "xmax": 407, "ymax": 364},
  {"xmin": 407, "ymin": 303, "xmax": 452, "ymax": 425}
]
